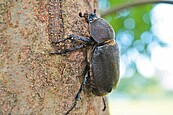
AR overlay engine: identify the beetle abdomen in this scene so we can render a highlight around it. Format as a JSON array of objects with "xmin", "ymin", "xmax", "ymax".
[{"xmin": 91, "ymin": 41, "xmax": 120, "ymax": 96}]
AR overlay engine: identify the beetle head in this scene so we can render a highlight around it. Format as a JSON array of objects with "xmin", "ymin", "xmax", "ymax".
[{"xmin": 79, "ymin": 9, "xmax": 98, "ymax": 23}]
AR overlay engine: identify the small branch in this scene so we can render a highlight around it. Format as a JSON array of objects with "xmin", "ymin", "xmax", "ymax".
[{"xmin": 101, "ymin": 0, "xmax": 173, "ymax": 17}]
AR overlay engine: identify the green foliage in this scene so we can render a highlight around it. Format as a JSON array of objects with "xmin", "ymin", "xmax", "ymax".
[
  {"xmin": 111, "ymin": 74, "xmax": 173, "ymax": 99},
  {"xmin": 99, "ymin": 0, "xmax": 154, "ymax": 72},
  {"xmin": 116, "ymin": 75, "xmax": 161, "ymax": 98},
  {"xmin": 109, "ymin": 0, "xmax": 133, "ymax": 7},
  {"xmin": 103, "ymin": 2, "xmax": 153, "ymax": 53}
]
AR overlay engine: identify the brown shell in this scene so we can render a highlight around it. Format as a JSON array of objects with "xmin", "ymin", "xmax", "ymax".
[
  {"xmin": 91, "ymin": 42, "xmax": 120, "ymax": 96},
  {"xmin": 89, "ymin": 18, "xmax": 115, "ymax": 43}
]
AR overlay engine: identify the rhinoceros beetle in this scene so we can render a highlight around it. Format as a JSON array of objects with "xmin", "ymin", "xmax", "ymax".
[{"xmin": 50, "ymin": 9, "xmax": 120, "ymax": 115}]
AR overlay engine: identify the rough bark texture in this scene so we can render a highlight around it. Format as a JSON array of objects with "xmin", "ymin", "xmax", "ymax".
[{"xmin": 0, "ymin": 0, "xmax": 109, "ymax": 115}]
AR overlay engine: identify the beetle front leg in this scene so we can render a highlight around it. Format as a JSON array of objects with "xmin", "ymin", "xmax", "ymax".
[
  {"xmin": 50, "ymin": 35, "xmax": 93, "ymax": 55},
  {"xmin": 52, "ymin": 34, "xmax": 93, "ymax": 44},
  {"xmin": 69, "ymin": 34, "xmax": 93, "ymax": 43}
]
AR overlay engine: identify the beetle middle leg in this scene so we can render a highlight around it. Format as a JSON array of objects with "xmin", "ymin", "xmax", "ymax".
[
  {"xmin": 50, "ymin": 43, "xmax": 88, "ymax": 55},
  {"xmin": 65, "ymin": 64, "xmax": 90, "ymax": 115}
]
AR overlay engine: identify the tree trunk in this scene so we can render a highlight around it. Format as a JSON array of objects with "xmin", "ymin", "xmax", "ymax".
[{"xmin": 0, "ymin": 0, "xmax": 109, "ymax": 115}]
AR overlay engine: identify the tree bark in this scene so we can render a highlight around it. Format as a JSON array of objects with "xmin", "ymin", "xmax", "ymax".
[{"xmin": 0, "ymin": 0, "xmax": 109, "ymax": 115}]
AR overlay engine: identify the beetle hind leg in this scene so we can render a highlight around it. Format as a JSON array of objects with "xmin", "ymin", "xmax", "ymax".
[{"xmin": 65, "ymin": 65, "xmax": 90, "ymax": 115}]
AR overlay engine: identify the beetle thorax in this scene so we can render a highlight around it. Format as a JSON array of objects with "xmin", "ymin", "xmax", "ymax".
[{"xmin": 89, "ymin": 18, "xmax": 115, "ymax": 44}]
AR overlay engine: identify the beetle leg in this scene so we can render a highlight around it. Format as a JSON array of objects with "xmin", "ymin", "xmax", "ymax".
[
  {"xmin": 50, "ymin": 35, "xmax": 93, "ymax": 55},
  {"xmin": 65, "ymin": 64, "xmax": 90, "ymax": 115},
  {"xmin": 87, "ymin": 81, "xmax": 107, "ymax": 111},
  {"xmin": 50, "ymin": 43, "xmax": 88, "ymax": 55},
  {"xmin": 52, "ymin": 34, "xmax": 92, "ymax": 44},
  {"xmin": 69, "ymin": 34, "xmax": 93, "ymax": 43},
  {"xmin": 102, "ymin": 97, "xmax": 106, "ymax": 111}
]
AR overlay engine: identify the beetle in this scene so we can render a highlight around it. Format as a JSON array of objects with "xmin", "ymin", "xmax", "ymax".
[{"xmin": 50, "ymin": 9, "xmax": 120, "ymax": 115}]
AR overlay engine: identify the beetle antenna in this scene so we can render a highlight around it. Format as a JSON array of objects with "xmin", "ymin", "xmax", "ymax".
[
  {"xmin": 94, "ymin": 9, "xmax": 96, "ymax": 14},
  {"xmin": 79, "ymin": 12, "xmax": 83, "ymax": 17}
]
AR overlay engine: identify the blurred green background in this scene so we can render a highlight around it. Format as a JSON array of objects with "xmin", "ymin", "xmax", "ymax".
[{"xmin": 98, "ymin": 0, "xmax": 173, "ymax": 115}]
